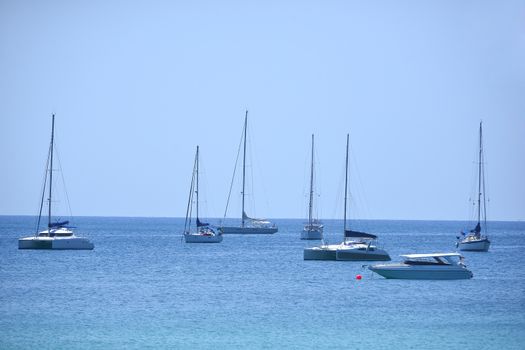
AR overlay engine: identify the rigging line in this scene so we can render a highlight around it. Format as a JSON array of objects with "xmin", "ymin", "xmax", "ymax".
[
  {"xmin": 481, "ymin": 134, "xmax": 488, "ymax": 235},
  {"xmin": 308, "ymin": 134, "xmax": 314, "ymax": 227},
  {"xmin": 348, "ymin": 138, "xmax": 371, "ymax": 221},
  {"xmin": 222, "ymin": 119, "xmax": 245, "ymax": 222},
  {"xmin": 314, "ymin": 143, "xmax": 323, "ymax": 221},
  {"xmin": 477, "ymin": 122, "xmax": 483, "ymax": 226},
  {"xmin": 184, "ymin": 152, "xmax": 197, "ymax": 233},
  {"xmin": 249, "ymin": 121, "xmax": 271, "ymax": 219},
  {"xmin": 468, "ymin": 159, "xmax": 477, "ymax": 223},
  {"xmin": 54, "ymin": 142, "xmax": 74, "ymax": 219},
  {"xmin": 331, "ymin": 162, "xmax": 345, "ymax": 220},
  {"xmin": 35, "ymin": 146, "xmax": 51, "ymax": 235},
  {"xmin": 248, "ymin": 129, "xmax": 256, "ymax": 216},
  {"xmin": 199, "ymin": 154, "xmax": 212, "ymax": 222},
  {"xmin": 301, "ymin": 139, "xmax": 310, "ymax": 220},
  {"xmin": 250, "ymin": 129, "xmax": 271, "ymax": 217}
]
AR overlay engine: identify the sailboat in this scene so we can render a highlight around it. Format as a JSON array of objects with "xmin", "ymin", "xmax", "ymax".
[
  {"xmin": 301, "ymin": 134, "xmax": 323, "ymax": 240},
  {"xmin": 183, "ymin": 146, "xmax": 223, "ymax": 243},
  {"xmin": 219, "ymin": 111, "xmax": 278, "ymax": 234},
  {"xmin": 304, "ymin": 134, "xmax": 390, "ymax": 261},
  {"xmin": 457, "ymin": 122, "xmax": 491, "ymax": 252},
  {"xmin": 18, "ymin": 114, "xmax": 94, "ymax": 250}
]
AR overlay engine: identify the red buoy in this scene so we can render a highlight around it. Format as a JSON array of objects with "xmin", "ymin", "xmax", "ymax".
[{"xmin": 356, "ymin": 274, "xmax": 362, "ymax": 280}]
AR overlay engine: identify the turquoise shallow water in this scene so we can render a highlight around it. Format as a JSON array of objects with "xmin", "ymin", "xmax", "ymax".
[{"xmin": 1, "ymin": 216, "xmax": 524, "ymax": 349}]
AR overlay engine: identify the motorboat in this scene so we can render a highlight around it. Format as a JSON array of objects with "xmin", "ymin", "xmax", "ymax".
[
  {"xmin": 18, "ymin": 114, "xmax": 94, "ymax": 250},
  {"xmin": 183, "ymin": 146, "xmax": 223, "ymax": 243},
  {"xmin": 301, "ymin": 134, "xmax": 323, "ymax": 240},
  {"xmin": 369, "ymin": 253, "xmax": 473, "ymax": 280}
]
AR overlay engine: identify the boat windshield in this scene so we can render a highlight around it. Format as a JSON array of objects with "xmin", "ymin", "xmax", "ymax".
[{"xmin": 404, "ymin": 256, "xmax": 451, "ymax": 265}]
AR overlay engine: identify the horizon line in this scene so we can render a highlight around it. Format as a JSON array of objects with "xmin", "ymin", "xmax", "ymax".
[{"xmin": 0, "ymin": 214, "xmax": 523, "ymax": 223}]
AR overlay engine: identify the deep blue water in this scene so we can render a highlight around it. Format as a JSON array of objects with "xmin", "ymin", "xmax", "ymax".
[{"xmin": 1, "ymin": 216, "xmax": 524, "ymax": 349}]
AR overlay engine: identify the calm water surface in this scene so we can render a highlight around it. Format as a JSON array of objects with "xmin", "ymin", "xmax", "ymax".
[{"xmin": 1, "ymin": 216, "xmax": 524, "ymax": 349}]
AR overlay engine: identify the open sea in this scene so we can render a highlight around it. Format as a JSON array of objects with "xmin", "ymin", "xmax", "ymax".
[{"xmin": 1, "ymin": 216, "xmax": 524, "ymax": 349}]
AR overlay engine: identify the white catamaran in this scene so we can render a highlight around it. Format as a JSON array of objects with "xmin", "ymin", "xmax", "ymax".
[
  {"xmin": 18, "ymin": 114, "xmax": 94, "ymax": 250},
  {"xmin": 219, "ymin": 111, "xmax": 278, "ymax": 234},
  {"xmin": 301, "ymin": 134, "xmax": 323, "ymax": 240},
  {"xmin": 304, "ymin": 134, "xmax": 390, "ymax": 261},
  {"xmin": 183, "ymin": 146, "xmax": 223, "ymax": 243}
]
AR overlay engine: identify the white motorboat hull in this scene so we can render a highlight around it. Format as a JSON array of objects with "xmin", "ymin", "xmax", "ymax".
[
  {"xmin": 303, "ymin": 245, "xmax": 339, "ymax": 260},
  {"xmin": 336, "ymin": 246, "xmax": 391, "ymax": 261},
  {"xmin": 18, "ymin": 236, "xmax": 94, "ymax": 250},
  {"xmin": 220, "ymin": 226, "xmax": 277, "ymax": 234},
  {"xmin": 458, "ymin": 237, "xmax": 490, "ymax": 252},
  {"xmin": 301, "ymin": 229, "xmax": 323, "ymax": 240},
  {"xmin": 184, "ymin": 233, "xmax": 223, "ymax": 243},
  {"xmin": 369, "ymin": 264, "xmax": 473, "ymax": 280}
]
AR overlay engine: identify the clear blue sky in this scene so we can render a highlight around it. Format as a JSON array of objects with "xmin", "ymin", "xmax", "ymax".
[{"xmin": 1, "ymin": 0, "xmax": 524, "ymax": 221}]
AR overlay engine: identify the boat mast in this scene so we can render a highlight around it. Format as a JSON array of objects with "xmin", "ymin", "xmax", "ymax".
[
  {"xmin": 183, "ymin": 149, "xmax": 197, "ymax": 233},
  {"xmin": 477, "ymin": 122, "xmax": 483, "ymax": 230},
  {"xmin": 48, "ymin": 114, "xmax": 55, "ymax": 229},
  {"xmin": 196, "ymin": 145, "xmax": 199, "ymax": 227},
  {"xmin": 308, "ymin": 134, "xmax": 314, "ymax": 231},
  {"xmin": 343, "ymin": 133, "xmax": 349, "ymax": 234},
  {"xmin": 241, "ymin": 110, "xmax": 248, "ymax": 228}
]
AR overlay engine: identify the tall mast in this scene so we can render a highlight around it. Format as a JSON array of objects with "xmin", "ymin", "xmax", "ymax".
[
  {"xmin": 196, "ymin": 145, "xmax": 199, "ymax": 225},
  {"xmin": 48, "ymin": 114, "xmax": 55, "ymax": 229},
  {"xmin": 343, "ymin": 133, "xmax": 349, "ymax": 233},
  {"xmin": 183, "ymin": 149, "xmax": 197, "ymax": 233},
  {"xmin": 308, "ymin": 134, "xmax": 315, "ymax": 230},
  {"xmin": 477, "ymin": 122, "xmax": 483, "ymax": 227},
  {"xmin": 241, "ymin": 110, "xmax": 248, "ymax": 228}
]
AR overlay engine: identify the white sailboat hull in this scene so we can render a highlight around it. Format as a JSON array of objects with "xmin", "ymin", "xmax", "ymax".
[
  {"xmin": 220, "ymin": 226, "xmax": 277, "ymax": 234},
  {"xmin": 369, "ymin": 263, "xmax": 473, "ymax": 280},
  {"xmin": 301, "ymin": 228, "xmax": 323, "ymax": 240},
  {"xmin": 184, "ymin": 233, "xmax": 223, "ymax": 243},
  {"xmin": 18, "ymin": 236, "xmax": 94, "ymax": 250},
  {"xmin": 458, "ymin": 237, "xmax": 490, "ymax": 252}
]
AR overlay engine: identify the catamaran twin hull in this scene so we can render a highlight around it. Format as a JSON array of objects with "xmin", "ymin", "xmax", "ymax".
[
  {"xmin": 303, "ymin": 246, "xmax": 390, "ymax": 261},
  {"xmin": 219, "ymin": 226, "xmax": 278, "ymax": 234},
  {"xmin": 18, "ymin": 236, "xmax": 94, "ymax": 250}
]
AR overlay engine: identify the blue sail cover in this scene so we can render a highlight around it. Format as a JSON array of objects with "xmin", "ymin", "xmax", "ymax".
[
  {"xmin": 196, "ymin": 218, "xmax": 209, "ymax": 227},
  {"xmin": 344, "ymin": 230, "xmax": 377, "ymax": 239},
  {"xmin": 48, "ymin": 220, "xmax": 69, "ymax": 228}
]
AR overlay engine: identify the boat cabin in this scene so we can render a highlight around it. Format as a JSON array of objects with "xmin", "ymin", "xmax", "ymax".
[{"xmin": 401, "ymin": 253, "xmax": 464, "ymax": 266}]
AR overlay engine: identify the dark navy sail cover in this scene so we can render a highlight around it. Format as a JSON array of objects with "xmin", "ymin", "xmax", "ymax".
[
  {"xmin": 344, "ymin": 230, "xmax": 377, "ymax": 239},
  {"xmin": 196, "ymin": 218, "xmax": 209, "ymax": 227},
  {"xmin": 48, "ymin": 220, "xmax": 69, "ymax": 228}
]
